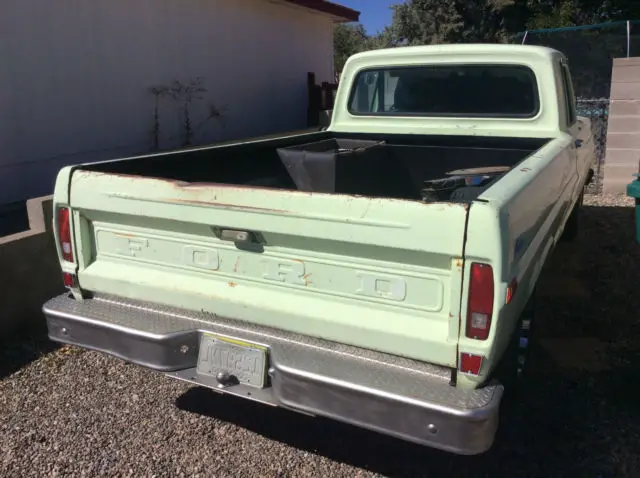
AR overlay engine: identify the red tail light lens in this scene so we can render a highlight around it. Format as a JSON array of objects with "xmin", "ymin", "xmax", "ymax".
[
  {"xmin": 63, "ymin": 272, "xmax": 74, "ymax": 288},
  {"xmin": 466, "ymin": 263, "xmax": 494, "ymax": 340},
  {"xmin": 58, "ymin": 207, "xmax": 74, "ymax": 263},
  {"xmin": 460, "ymin": 353, "xmax": 484, "ymax": 375}
]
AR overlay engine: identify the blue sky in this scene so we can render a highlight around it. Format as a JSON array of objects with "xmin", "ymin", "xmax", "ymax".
[{"xmin": 337, "ymin": 0, "xmax": 396, "ymax": 34}]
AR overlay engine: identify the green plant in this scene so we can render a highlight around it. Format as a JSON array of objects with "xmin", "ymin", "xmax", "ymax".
[
  {"xmin": 149, "ymin": 86, "xmax": 170, "ymax": 150},
  {"xmin": 168, "ymin": 78, "xmax": 207, "ymax": 147},
  {"xmin": 149, "ymin": 78, "xmax": 228, "ymax": 149}
]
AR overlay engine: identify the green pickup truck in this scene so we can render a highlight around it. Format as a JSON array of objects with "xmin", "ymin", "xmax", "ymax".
[{"xmin": 43, "ymin": 44, "xmax": 595, "ymax": 455}]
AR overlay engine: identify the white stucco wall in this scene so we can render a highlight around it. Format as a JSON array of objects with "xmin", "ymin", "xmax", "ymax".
[{"xmin": 0, "ymin": 0, "xmax": 335, "ymax": 204}]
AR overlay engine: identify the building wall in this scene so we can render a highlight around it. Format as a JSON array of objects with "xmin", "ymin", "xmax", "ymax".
[
  {"xmin": 603, "ymin": 57, "xmax": 640, "ymax": 193},
  {"xmin": 0, "ymin": 0, "xmax": 335, "ymax": 204}
]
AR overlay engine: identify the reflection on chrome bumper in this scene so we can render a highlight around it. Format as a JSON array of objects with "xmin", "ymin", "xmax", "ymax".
[{"xmin": 43, "ymin": 293, "xmax": 503, "ymax": 455}]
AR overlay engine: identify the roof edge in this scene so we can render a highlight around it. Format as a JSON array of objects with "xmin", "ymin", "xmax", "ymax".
[
  {"xmin": 348, "ymin": 44, "xmax": 563, "ymax": 62},
  {"xmin": 283, "ymin": 0, "xmax": 360, "ymax": 22}
]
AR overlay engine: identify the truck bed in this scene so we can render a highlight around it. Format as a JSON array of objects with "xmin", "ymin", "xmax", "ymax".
[{"xmin": 85, "ymin": 132, "xmax": 549, "ymax": 202}]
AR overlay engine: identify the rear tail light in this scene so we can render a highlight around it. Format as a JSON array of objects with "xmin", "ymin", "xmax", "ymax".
[
  {"xmin": 459, "ymin": 353, "xmax": 484, "ymax": 375},
  {"xmin": 465, "ymin": 263, "xmax": 494, "ymax": 340},
  {"xmin": 57, "ymin": 207, "xmax": 74, "ymax": 263},
  {"xmin": 63, "ymin": 272, "xmax": 74, "ymax": 288}
]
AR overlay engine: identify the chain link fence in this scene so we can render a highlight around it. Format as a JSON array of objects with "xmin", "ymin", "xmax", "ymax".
[
  {"xmin": 513, "ymin": 21, "xmax": 640, "ymax": 194},
  {"xmin": 516, "ymin": 21, "xmax": 640, "ymax": 98}
]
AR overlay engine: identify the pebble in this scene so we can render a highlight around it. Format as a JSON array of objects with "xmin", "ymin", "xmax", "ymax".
[{"xmin": 1, "ymin": 193, "xmax": 639, "ymax": 477}]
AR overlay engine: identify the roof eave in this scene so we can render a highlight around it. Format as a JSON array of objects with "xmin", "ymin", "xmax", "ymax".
[{"xmin": 283, "ymin": 0, "xmax": 360, "ymax": 23}]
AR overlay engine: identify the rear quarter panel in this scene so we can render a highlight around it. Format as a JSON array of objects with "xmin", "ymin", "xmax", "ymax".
[
  {"xmin": 51, "ymin": 166, "xmax": 80, "ymax": 290},
  {"xmin": 457, "ymin": 136, "xmax": 577, "ymax": 388}
]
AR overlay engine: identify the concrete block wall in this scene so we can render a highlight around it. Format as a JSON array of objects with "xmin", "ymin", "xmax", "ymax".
[
  {"xmin": 603, "ymin": 57, "xmax": 640, "ymax": 193},
  {"xmin": 0, "ymin": 196, "xmax": 65, "ymax": 339}
]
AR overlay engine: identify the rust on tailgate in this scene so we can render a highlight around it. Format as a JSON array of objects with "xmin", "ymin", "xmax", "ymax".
[
  {"xmin": 77, "ymin": 169, "xmax": 472, "ymax": 218},
  {"xmin": 114, "ymin": 232, "xmax": 137, "ymax": 239},
  {"xmin": 166, "ymin": 197, "xmax": 287, "ymax": 214},
  {"xmin": 181, "ymin": 182, "xmax": 286, "ymax": 192}
]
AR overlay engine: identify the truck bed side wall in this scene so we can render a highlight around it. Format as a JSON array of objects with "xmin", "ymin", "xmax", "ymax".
[{"xmin": 457, "ymin": 135, "xmax": 578, "ymax": 388}]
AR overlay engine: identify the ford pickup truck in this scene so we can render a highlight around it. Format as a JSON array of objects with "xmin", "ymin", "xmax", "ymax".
[{"xmin": 43, "ymin": 44, "xmax": 595, "ymax": 455}]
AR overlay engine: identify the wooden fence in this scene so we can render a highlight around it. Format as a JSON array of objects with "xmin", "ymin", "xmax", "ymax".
[{"xmin": 307, "ymin": 72, "xmax": 339, "ymax": 127}]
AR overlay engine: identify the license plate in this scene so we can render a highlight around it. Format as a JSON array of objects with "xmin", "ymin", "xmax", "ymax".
[{"xmin": 196, "ymin": 334, "xmax": 268, "ymax": 388}]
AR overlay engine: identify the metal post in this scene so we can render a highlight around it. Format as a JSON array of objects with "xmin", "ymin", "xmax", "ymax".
[
  {"xmin": 627, "ymin": 20, "xmax": 631, "ymax": 58},
  {"xmin": 522, "ymin": 31, "xmax": 529, "ymax": 45}
]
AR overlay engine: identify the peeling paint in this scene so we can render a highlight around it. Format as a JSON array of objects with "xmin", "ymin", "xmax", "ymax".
[{"xmin": 167, "ymin": 197, "xmax": 286, "ymax": 214}]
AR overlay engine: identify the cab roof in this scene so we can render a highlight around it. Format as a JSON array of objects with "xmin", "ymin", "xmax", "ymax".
[{"xmin": 345, "ymin": 44, "xmax": 566, "ymax": 69}]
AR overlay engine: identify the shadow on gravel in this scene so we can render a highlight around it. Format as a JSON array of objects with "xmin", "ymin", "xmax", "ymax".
[
  {"xmin": 0, "ymin": 333, "xmax": 59, "ymax": 379},
  {"xmin": 176, "ymin": 203, "xmax": 640, "ymax": 477}
]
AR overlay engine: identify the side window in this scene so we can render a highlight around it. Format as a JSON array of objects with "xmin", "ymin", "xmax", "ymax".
[{"xmin": 561, "ymin": 63, "xmax": 577, "ymax": 126}]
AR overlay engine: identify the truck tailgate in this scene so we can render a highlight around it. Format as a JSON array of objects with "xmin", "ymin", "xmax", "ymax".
[{"xmin": 67, "ymin": 170, "xmax": 468, "ymax": 366}]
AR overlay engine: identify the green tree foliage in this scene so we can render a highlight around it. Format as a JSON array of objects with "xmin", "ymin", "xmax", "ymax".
[
  {"xmin": 333, "ymin": 23, "xmax": 370, "ymax": 75},
  {"xmin": 333, "ymin": 0, "xmax": 640, "ymax": 96},
  {"xmin": 386, "ymin": 0, "xmax": 527, "ymax": 45},
  {"xmin": 334, "ymin": 0, "xmax": 640, "ymax": 53},
  {"xmin": 390, "ymin": 0, "xmax": 463, "ymax": 45},
  {"xmin": 526, "ymin": 0, "xmax": 581, "ymax": 29},
  {"xmin": 527, "ymin": 0, "xmax": 640, "ymax": 29}
]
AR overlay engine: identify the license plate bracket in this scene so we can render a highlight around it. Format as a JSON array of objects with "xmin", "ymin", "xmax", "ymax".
[{"xmin": 196, "ymin": 334, "xmax": 268, "ymax": 389}]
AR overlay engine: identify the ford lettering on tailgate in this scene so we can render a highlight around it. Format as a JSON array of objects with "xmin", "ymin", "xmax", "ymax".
[{"xmin": 94, "ymin": 227, "xmax": 445, "ymax": 312}]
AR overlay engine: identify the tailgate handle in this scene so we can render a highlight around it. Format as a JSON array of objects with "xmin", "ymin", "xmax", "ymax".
[
  {"xmin": 213, "ymin": 228, "xmax": 264, "ymax": 252},
  {"xmin": 220, "ymin": 229, "xmax": 253, "ymax": 243}
]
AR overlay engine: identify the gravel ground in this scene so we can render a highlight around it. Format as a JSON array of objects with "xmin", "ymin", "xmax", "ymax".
[{"xmin": 2, "ymin": 193, "xmax": 640, "ymax": 477}]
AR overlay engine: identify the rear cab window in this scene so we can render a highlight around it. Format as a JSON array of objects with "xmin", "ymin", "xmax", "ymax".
[{"xmin": 348, "ymin": 64, "xmax": 540, "ymax": 118}]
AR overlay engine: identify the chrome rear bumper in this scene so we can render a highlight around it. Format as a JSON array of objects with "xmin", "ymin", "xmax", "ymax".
[{"xmin": 43, "ymin": 293, "xmax": 503, "ymax": 455}]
